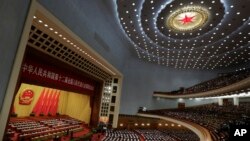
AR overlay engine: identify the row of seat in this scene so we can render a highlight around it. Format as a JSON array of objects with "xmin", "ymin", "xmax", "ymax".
[
  {"xmin": 145, "ymin": 102, "xmax": 250, "ymax": 141},
  {"xmin": 103, "ymin": 129, "xmax": 140, "ymax": 141},
  {"xmin": 135, "ymin": 129, "xmax": 176, "ymax": 141},
  {"xmin": 7, "ymin": 116, "xmax": 85, "ymax": 141},
  {"xmin": 160, "ymin": 69, "xmax": 250, "ymax": 95},
  {"xmin": 102, "ymin": 129, "xmax": 197, "ymax": 141},
  {"xmin": 160, "ymin": 128, "xmax": 199, "ymax": 141}
]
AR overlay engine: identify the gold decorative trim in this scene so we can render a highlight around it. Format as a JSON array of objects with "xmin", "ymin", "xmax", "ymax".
[{"xmin": 166, "ymin": 6, "xmax": 209, "ymax": 32}]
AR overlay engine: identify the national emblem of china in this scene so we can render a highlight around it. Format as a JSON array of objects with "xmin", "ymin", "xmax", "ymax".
[
  {"xmin": 166, "ymin": 6, "xmax": 209, "ymax": 32},
  {"xmin": 19, "ymin": 89, "xmax": 34, "ymax": 105}
]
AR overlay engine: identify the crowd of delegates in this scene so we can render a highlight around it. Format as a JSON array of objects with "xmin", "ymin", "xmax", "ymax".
[
  {"xmin": 144, "ymin": 102, "xmax": 250, "ymax": 141},
  {"xmin": 135, "ymin": 129, "xmax": 176, "ymax": 141},
  {"xmin": 6, "ymin": 116, "xmax": 85, "ymax": 141},
  {"xmin": 159, "ymin": 68, "xmax": 250, "ymax": 95},
  {"xmin": 159, "ymin": 128, "xmax": 199, "ymax": 141},
  {"xmin": 102, "ymin": 129, "xmax": 199, "ymax": 141},
  {"xmin": 103, "ymin": 129, "xmax": 140, "ymax": 141}
]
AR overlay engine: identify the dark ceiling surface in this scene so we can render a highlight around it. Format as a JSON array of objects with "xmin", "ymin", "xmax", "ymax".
[{"xmin": 116, "ymin": 0, "xmax": 250, "ymax": 70}]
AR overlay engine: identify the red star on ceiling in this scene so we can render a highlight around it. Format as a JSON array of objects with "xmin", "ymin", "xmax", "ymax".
[{"xmin": 179, "ymin": 15, "xmax": 195, "ymax": 24}]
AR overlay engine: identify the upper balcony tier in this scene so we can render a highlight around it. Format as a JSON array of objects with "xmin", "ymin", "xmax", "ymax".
[{"xmin": 154, "ymin": 69, "xmax": 250, "ymax": 98}]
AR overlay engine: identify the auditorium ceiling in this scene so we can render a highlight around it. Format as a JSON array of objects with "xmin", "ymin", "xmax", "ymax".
[{"xmin": 116, "ymin": 0, "xmax": 250, "ymax": 70}]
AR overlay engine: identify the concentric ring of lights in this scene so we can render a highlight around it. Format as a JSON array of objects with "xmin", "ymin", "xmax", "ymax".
[
  {"xmin": 166, "ymin": 6, "xmax": 209, "ymax": 32},
  {"xmin": 116, "ymin": 0, "xmax": 250, "ymax": 70}
]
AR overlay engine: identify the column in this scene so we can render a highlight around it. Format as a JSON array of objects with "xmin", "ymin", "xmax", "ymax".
[
  {"xmin": 218, "ymin": 98, "xmax": 223, "ymax": 106},
  {"xmin": 178, "ymin": 98, "xmax": 185, "ymax": 109},
  {"xmin": 0, "ymin": 0, "xmax": 32, "ymax": 140},
  {"xmin": 233, "ymin": 97, "xmax": 239, "ymax": 106}
]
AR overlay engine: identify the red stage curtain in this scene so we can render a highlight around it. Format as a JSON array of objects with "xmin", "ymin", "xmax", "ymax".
[
  {"xmin": 46, "ymin": 90, "xmax": 56, "ymax": 115},
  {"xmin": 32, "ymin": 88, "xmax": 60, "ymax": 116},
  {"xmin": 40, "ymin": 89, "xmax": 49, "ymax": 115},
  {"xmin": 32, "ymin": 88, "xmax": 47, "ymax": 116},
  {"xmin": 49, "ymin": 90, "xmax": 60, "ymax": 115},
  {"xmin": 54, "ymin": 91, "xmax": 60, "ymax": 114},
  {"xmin": 43, "ymin": 89, "xmax": 54, "ymax": 115}
]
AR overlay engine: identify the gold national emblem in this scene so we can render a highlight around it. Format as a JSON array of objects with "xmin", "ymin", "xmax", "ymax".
[
  {"xmin": 19, "ymin": 89, "xmax": 34, "ymax": 105},
  {"xmin": 166, "ymin": 6, "xmax": 209, "ymax": 32}
]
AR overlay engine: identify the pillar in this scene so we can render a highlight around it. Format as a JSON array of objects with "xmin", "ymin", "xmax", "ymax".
[
  {"xmin": 218, "ymin": 98, "xmax": 223, "ymax": 106},
  {"xmin": 233, "ymin": 97, "xmax": 239, "ymax": 106}
]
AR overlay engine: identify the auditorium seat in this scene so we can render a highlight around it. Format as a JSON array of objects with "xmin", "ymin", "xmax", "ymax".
[
  {"xmin": 142, "ymin": 102, "xmax": 250, "ymax": 141},
  {"xmin": 7, "ymin": 115, "xmax": 88, "ymax": 141}
]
